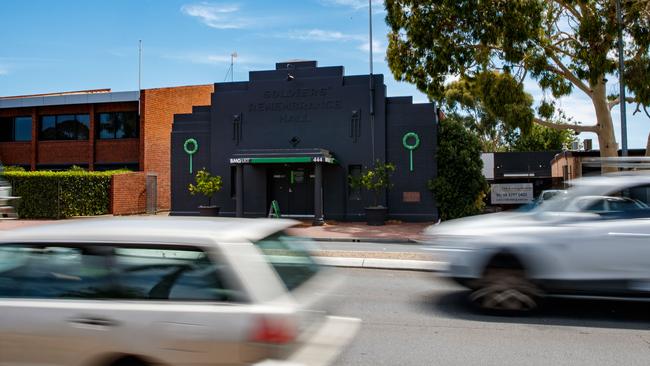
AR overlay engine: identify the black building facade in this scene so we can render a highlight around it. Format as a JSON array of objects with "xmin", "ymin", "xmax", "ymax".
[{"xmin": 171, "ymin": 61, "xmax": 438, "ymax": 222}]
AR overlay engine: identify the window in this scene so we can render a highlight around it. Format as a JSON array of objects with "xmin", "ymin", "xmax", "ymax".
[
  {"xmin": 0, "ymin": 116, "xmax": 32, "ymax": 142},
  {"xmin": 112, "ymin": 246, "xmax": 234, "ymax": 301},
  {"xmin": 97, "ymin": 111, "xmax": 138, "ymax": 139},
  {"xmin": 0, "ymin": 245, "xmax": 112, "ymax": 299},
  {"xmin": 40, "ymin": 114, "xmax": 90, "ymax": 140},
  {"xmin": 254, "ymin": 232, "xmax": 320, "ymax": 291}
]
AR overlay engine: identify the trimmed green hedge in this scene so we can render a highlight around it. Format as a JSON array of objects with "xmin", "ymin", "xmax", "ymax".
[{"xmin": 4, "ymin": 170, "xmax": 127, "ymax": 219}]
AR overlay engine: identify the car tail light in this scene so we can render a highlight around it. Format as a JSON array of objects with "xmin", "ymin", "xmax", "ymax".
[{"xmin": 250, "ymin": 316, "xmax": 297, "ymax": 344}]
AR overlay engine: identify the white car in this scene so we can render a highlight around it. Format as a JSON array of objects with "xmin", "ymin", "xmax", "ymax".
[
  {"xmin": 0, "ymin": 217, "xmax": 360, "ymax": 366},
  {"xmin": 424, "ymin": 174, "xmax": 650, "ymax": 312}
]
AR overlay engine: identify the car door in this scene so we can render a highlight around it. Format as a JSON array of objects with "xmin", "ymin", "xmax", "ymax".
[
  {"xmin": 104, "ymin": 244, "xmax": 256, "ymax": 365},
  {"xmin": 0, "ymin": 244, "xmax": 117, "ymax": 366},
  {"xmin": 0, "ymin": 243, "xmax": 255, "ymax": 366},
  {"xmin": 563, "ymin": 219, "xmax": 650, "ymax": 294}
]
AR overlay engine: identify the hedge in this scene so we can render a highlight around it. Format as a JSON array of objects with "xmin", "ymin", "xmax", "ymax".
[{"xmin": 3, "ymin": 170, "xmax": 127, "ymax": 219}]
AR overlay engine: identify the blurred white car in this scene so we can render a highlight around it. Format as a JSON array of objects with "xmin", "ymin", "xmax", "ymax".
[
  {"xmin": 424, "ymin": 174, "xmax": 650, "ymax": 312},
  {"xmin": 0, "ymin": 217, "xmax": 359, "ymax": 366}
]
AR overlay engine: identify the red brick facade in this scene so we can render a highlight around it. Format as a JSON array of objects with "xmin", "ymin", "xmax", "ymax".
[
  {"xmin": 111, "ymin": 172, "xmax": 146, "ymax": 215},
  {"xmin": 140, "ymin": 85, "xmax": 214, "ymax": 211},
  {"xmin": 0, "ymin": 84, "xmax": 214, "ymax": 213}
]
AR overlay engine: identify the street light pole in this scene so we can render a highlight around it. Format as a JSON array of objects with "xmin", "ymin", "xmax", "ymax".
[
  {"xmin": 369, "ymin": 0, "xmax": 376, "ymax": 162},
  {"xmin": 616, "ymin": 0, "xmax": 628, "ymax": 156}
]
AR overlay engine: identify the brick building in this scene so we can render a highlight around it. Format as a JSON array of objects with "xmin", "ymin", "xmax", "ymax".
[{"xmin": 0, "ymin": 85, "xmax": 213, "ymax": 211}]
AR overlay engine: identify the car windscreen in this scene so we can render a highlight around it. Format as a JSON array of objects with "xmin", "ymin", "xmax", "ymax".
[{"xmin": 253, "ymin": 232, "xmax": 320, "ymax": 291}]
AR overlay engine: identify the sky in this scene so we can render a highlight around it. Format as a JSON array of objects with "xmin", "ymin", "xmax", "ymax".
[{"xmin": 0, "ymin": 0, "xmax": 647, "ymax": 149}]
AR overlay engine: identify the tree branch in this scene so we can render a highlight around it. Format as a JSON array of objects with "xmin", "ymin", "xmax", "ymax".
[
  {"xmin": 556, "ymin": 0, "xmax": 582, "ymax": 21},
  {"xmin": 534, "ymin": 117, "xmax": 598, "ymax": 133},
  {"xmin": 608, "ymin": 96, "xmax": 637, "ymax": 111},
  {"xmin": 546, "ymin": 52, "xmax": 592, "ymax": 96}
]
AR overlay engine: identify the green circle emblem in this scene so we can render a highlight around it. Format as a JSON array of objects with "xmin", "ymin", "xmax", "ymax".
[
  {"xmin": 402, "ymin": 132, "xmax": 420, "ymax": 150},
  {"xmin": 183, "ymin": 138, "xmax": 199, "ymax": 155}
]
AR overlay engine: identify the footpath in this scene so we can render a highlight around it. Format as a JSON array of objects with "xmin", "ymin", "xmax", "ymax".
[{"xmin": 0, "ymin": 218, "xmax": 445, "ymax": 272}]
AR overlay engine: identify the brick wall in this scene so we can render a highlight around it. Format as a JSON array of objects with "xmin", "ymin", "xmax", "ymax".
[
  {"xmin": 95, "ymin": 139, "xmax": 139, "ymax": 164},
  {"xmin": 0, "ymin": 142, "xmax": 31, "ymax": 165},
  {"xmin": 141, "ymin": 85, "xmax": 214, "ymax": 211},
  {"xmin": 111, "ymin": 172, "xmax": 146, "ymax": 215},
  {"xmin": 38, "ymin": 141, "xmax": 89, "ymax": 165}
]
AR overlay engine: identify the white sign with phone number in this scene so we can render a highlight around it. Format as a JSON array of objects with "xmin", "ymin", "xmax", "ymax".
[{"xmin": 491, "ymin": 183, "xmax": 534, "ymax": 204}]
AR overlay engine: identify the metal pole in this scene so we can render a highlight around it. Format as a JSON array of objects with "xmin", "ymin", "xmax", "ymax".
[
  {"xmin": 138, "ymin": 40, "xmax": 142, "ymax": 91},
  {"xmin": 616, "ymin": 0, "xmax": 628, "ymax": 156},
  {"xmin": 138, "ymin": 40, "xmax": 142, "ymax": 116},
  {"xmin": 369, "ymin": 0, "xmax": 376, "ymax": 162}
]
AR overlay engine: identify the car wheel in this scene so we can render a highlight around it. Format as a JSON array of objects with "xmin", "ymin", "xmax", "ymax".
[{"xmin": 469, "ymin": 268, "xmax": 541, "ymax": 313}]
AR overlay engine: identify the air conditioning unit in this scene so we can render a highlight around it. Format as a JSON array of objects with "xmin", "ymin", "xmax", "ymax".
[{"xmin": 571, "ymin": 141, "xmax": 579, "ymax": 151}]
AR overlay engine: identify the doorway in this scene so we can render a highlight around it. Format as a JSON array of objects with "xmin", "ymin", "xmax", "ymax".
[{"xmin": 268, "ymin": 165, "xmax": 314, "ymax": 217}]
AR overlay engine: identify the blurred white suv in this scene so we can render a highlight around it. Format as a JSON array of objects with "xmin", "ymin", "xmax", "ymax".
[
  {"xmin": 0, "ymin": 217, "xmax": 359, "ymax": 366},
  {"xmin": 425, "ymin": 174, "xmax": 650, "ymax": 312}
]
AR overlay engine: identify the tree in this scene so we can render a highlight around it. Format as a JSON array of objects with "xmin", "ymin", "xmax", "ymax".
[
  {"xmin": 349, "ymin": 161, "xmax": 396, "ymax": 207},
  {"xmin": 504, "ymin": 123, "xmax": 576, "ymax": 151},
  {"xmin": 445, "ymin": 72, "xmax": 575, "ymax": 152},
  {"xmin": 188, "ymin": 168, "xmax": 222, "ymax": 206},
  {"xmin": 429, "ymin": 114, "xmax": 489, "ymax": 220},
  {"xmin": 385, "ymin": 0, "xmax": 650, "ymax": 161}
]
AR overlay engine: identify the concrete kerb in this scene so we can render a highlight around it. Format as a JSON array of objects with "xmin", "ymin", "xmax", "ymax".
[
  {"xmin": 315, "ymin": 256, "xmax": 445, "ymax": 272},
  {"xmin": 309, "ymin": 237, "xmax": 420, "ymax": 244}
]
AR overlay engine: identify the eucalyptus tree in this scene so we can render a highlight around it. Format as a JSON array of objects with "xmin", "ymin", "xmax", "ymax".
[{"xmin": 386, "ymin": 0, "xmax": 650, "ymax": 157}]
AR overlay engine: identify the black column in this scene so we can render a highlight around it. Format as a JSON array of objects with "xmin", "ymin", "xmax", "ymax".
[
  {"xmin": 236, "ymin": 164, "xmax": 244, "ymax": 217},
  {"xmin": 313, "ymin": 162, "xmax": 324, "ymax": 226}
]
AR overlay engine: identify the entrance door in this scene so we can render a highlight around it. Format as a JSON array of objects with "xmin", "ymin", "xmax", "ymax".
[{"xmin": 269, "ymin": 166, "xmax": 314, "ymax": 217}]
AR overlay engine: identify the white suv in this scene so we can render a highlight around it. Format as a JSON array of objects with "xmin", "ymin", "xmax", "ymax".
[{"xmin": 0, "ymin": 217, "xmax": 359, "ymax": 366}]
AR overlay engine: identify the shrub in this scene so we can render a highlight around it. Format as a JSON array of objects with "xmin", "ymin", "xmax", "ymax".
[
  {"xmin": 429, "ymin": 115, "xmax": 489, "ymax": 221},
  {"xmin": 3, "ymin": 170, "xmax": 126, "ymax": 219}
]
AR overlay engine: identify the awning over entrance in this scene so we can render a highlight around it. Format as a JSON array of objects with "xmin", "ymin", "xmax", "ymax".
[
  {"xmin": 230, "ymin": 148, "xmax": 332, "ymax": 226},
  {"xmin": 229, "ymin": 148, "xmax": 336, "ymax": 165}
]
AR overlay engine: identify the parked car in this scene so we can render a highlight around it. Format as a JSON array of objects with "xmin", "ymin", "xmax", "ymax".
[
  {"xmin": 424, "ymin": 174, "xmax": 650, "ymax": 312},
  {"xmin": 0, "ymin": 217, "xmax": 360, "ymax": 366},
  {"xmin": 535, "ymin": 189, "xmax": 567, "ymax": 205}
]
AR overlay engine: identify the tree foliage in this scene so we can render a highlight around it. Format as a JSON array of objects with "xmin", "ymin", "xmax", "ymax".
[
  {"xmin": 445, "ymin": 71, "xmax": 574, "ymax": 151},
  {"xmin": 386, "ymin": 0, "xmax": 650, "ymax": 158},
  {"xmin": 349, "ymin": 161, "xmax": 396, "ymax": 207},
  {"xmin": 429, "ymin": 114, "xmax": 489, "ymax": 220},
  {"xmin": 188, "ymin": 168, "xmax": 222, "ymax": 206}
]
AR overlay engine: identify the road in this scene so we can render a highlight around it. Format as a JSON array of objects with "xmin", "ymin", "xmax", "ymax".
[{"xmin": 325, "ymin": 268, "xmax": 650, "ymax": 366}]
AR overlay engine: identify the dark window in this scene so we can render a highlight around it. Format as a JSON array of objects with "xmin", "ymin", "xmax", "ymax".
[
  {"xmin": 40, "ymin": 114, "xmax": 90, "ymax": 140},
  {"xmin": 97, "ymin": 112, "xmax": 138, "ymax": 139},
  {"xmin": 230, "ymin": 166, "xmax": 236, "ymax": 198},
  {"xmin": 14, "ymin": 117, "xmax": 32, "ymax": 141},
  {"xmin": 0, "ymin": 245, "xmax": 112, "ymax": 299},
  {"xmin": 112, "ymin": 246, "xmax": 234, "ymax": 301},
  {"xmin": 348, "ymin": 165, "xmax": 362, "ymax": 200},
  {"xmin": 254, "ymin": 232, "xmax": 320, "ymax": 291},
  {"xmin": 0, "ymin": 116, "xmax": 32, "ymax": 142},
  {"xmin": 0, "ymin": 117, "xmax": 12, "ymax": 142}
]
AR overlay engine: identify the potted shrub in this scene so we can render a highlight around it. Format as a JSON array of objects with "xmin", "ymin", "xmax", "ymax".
[
  {"xmin": 349, "ymin": 161, "xmax": 396, "ymax": 226},
  {"xmin": 188, "ymin": 168, "xmax": 223, "ymax": 216}
]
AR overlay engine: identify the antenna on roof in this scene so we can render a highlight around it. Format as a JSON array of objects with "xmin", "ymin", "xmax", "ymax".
[{"xmin": 224, "ymin": 52, "xmax": 237, "ymax": 82}]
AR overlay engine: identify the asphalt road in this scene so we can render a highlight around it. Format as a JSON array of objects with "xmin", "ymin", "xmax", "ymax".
[{"xmin": 326, "ymin": 268, "xmax": 650, "ymax": 366}]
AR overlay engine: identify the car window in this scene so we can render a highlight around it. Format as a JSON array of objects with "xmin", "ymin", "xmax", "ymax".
[
  {"xmin": 112, "ymin": 246, "xmax": 236, "ymax": 301},
  {"xmin": 608, "ymin": 199, "xmax": 641, "ymax": 211},
  {"xmin": 0, "ymin": 245, "xmax": 112, "ymax": 299},
  {"xmin": 583, "ymin": 199, "xmax": 606, "ymax": 212},
  {"xmin": 254, "ymin": 232, "xmax": 320, "ymax": 291}
]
